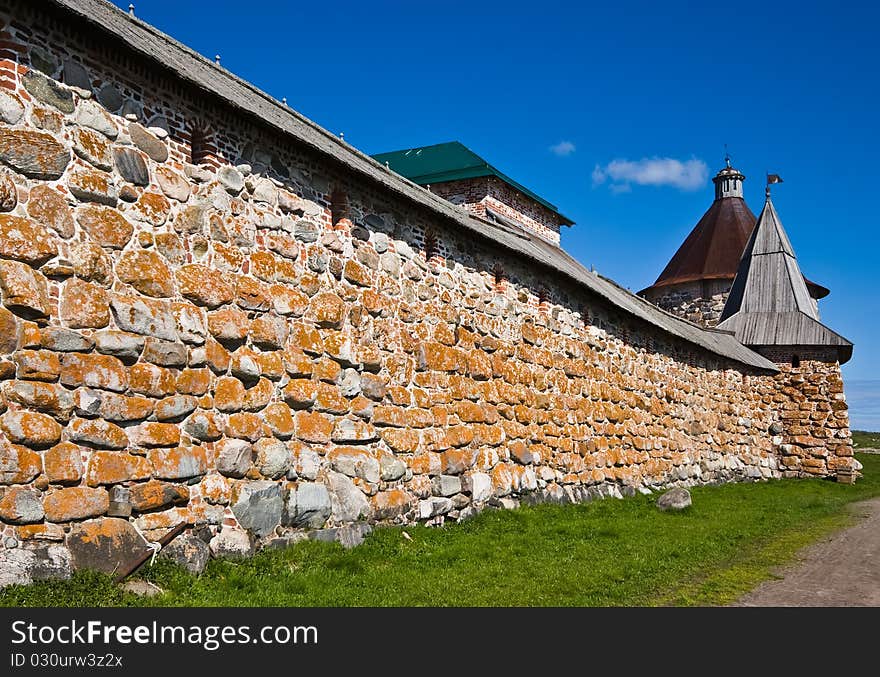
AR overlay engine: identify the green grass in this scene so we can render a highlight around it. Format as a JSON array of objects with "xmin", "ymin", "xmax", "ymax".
[
  {"xmin": 852, "ymin": 430, "xmax": 880, "ymax": 450},
  {"xmin": 3, "ymin": 454, "xmax": 879, "ymax": 607}
]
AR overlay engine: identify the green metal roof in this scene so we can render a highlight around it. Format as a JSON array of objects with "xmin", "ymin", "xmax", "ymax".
[{"xmin": 371, "ymin": 141, "xmax": 574, "ymax": 225}]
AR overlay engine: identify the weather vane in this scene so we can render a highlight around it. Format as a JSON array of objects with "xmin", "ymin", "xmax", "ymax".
[
  {"xmin": 766, "ymin": 173, "xmax": 783, "ymax": 197},
  {"xmin": 724, "ymin": 144, "xmax": 731, "ymax": 168}
]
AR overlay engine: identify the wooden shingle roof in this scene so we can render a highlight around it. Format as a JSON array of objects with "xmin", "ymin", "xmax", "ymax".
[{"xmin": 717, "ymin": 196, "xmax": 852, "ymax": 363}]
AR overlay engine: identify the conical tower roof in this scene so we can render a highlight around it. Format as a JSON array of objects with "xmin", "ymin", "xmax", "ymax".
[
  {"xmin": 717, "ymin": 194, "xmax": 851, "ymax": 363},
  {"xmin": 640, "ymin": 162, "xmax": 829, "ymax": 298}
]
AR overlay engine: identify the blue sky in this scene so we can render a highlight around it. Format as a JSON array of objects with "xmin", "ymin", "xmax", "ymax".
[{"xmin": 113, "ymin": 0, "xmax": 880, "ymax": 426}]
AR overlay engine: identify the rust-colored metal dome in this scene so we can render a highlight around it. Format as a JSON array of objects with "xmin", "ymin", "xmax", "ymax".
[{"xmin": 643, "ymin": 196, "xmax": 758, "ymax": 291}]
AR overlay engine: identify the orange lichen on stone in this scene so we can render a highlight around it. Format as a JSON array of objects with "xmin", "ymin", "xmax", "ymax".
[
  {"xmin": 43, "ymin": 486, "xmax": 109, "ymax": 522},
  {"xmin": 43, "ymin": 442, "xmax": 84, "ymax": 484},
  {"xmin": 0, "ymin": 213, "xmax": 59, "ymax": 265},
  {"xmin": 76, "ymin": 204, "xmax": 133, "ymax": 249}
]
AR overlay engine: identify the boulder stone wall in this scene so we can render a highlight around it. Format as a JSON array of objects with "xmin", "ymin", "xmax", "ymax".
[{"xmin": 0, "ymin": 2, "xmax": 852, "ymax": 584}]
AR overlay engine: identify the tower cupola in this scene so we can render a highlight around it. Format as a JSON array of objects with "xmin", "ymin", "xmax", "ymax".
[{"xmin": 713, "ymin": 156, "xmax": 745, "ymax": 199}]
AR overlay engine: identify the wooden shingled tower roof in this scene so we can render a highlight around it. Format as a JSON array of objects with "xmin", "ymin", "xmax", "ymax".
[{"xmin": 717, "ymin": 193, "xmax": 852, "ymax": 363}]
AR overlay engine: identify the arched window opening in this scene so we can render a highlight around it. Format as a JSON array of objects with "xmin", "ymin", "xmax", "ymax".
[
  {"xmin": 189, "ymin": 123, "xmax": 215, "ymax": 166},
  {"xmin": 492, "ymin": 263, "xmax": 506, "ymax": 292},
  {"xmin": 330, "ymin": 189, "xmax": 349, "ymax": 227},
  {"xmin": 537, "ymin": 286, "xmax": 550, "ymax": 312},
  {"xmin": 423, "ymin": 230, "xmax": 440, "ymax": 263}
]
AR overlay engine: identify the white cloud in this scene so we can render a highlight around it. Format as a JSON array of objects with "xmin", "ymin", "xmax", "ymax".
[
  {"xmin": 549, "ymin": 140, "xmax": 576, "ymax": 156},
  {"xmin": 592, "ymin": 156, "xmax": 708, "ymax": 192}
]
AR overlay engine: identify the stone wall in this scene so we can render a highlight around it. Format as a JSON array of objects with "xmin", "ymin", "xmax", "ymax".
[
  {"xmin": 0, "ymin": 1, "xmax": 850, "ymax": 585},
  {"xmin": 640, "ymin": 279, "xmax": 730, "ymax": 328},
  {"xmin": 756, "ymin": 346, "xmax": 855, "ymax": 480}
]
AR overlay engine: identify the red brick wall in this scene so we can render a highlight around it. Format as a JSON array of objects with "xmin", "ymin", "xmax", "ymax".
[{"xmin": 428, "ymin": 177, "xmax": 563, "ymax": 245}]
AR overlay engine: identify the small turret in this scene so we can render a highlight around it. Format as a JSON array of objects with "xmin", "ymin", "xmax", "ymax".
[{"xmin": 713, "ymin": 155, "xmax": 745, "ymax": 199}]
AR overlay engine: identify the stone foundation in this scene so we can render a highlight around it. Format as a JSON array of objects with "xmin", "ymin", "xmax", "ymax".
[{"xmin": 0, "ymin": 0, "xmax": 852, "ymax": 585}]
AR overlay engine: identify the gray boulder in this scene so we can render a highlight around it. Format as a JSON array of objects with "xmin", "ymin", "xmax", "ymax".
[
  {"xmin": 656, "ymin": 487, "xmax": 692, "ymax": 511},
  {"xmin": 285, "ymin": 482, "xmax": 331, "ymax": 529},
  {"xmin": 327, "ymin": 471, "xmax": 372, "ymax": 522},
  {"xmin": 209, "ymin": 527, "xmax": 253, "ymax": 560},
  {"xmin": 231, "ymin": 481, "xmax": 283, "ymax": 538},
  {"xmin": 160, "ymin": 534, "xmax": 210, "ymax": 574}
]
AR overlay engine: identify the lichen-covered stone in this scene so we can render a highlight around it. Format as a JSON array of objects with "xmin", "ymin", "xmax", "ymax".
[
  {"xmin": 0, "ymin": 171, "xmax": 18, "ymax": 212},
  {"xmin": 60, "ymin": 278, "xmax": 109, "ymax": 329},
  {"xmin": 127, "ymin": 421, "xmax": 181, "ymax": 448},
  {"xmin": 142, "ymin": 337, "xmax": 187, "ymax": 367},
  {"xmin": 0, "ymin": 214, "xmax": 58, "ymax": 266},
  {"xmin": 148, "ymin": 446, "xmax": 208, "ymax": 480},
  {"xmin": 0, "ymin": 440, "xmax": 42, "ymax": 485},
  {"xmin": 309, "ymin": 292, "xmax": 345, "ymax": 329},
  {"xmin": 76, "ymin": 204, "xmax": 133, "ymax": 248},
  {"xmin": 39, "ymin": 327, "xmax": 93, "ymax": 353},
  {"xmin": 207, "ymin": 307, "xmax": 249, "ymax": 344},
  {"xmin": 110, "ymin": 295, "xmax": 178, "ymax": 341},
  {"xmin": 60, "ymin": 353, "xmax": 128, "ymax": 392},
  {"xmin": 129, "ymin": 480, "xmax": 189, "ymax": 512},
  {"xmin": 128, "ymin": 123, "xmax": 168, "ymax": 163},
  {"xmin": 69, "ymin": 241, "xmax": 112, "ymax": 283},
  {"xmin": 176, "ymin": 264, "xmax": 234, "ymax": 308},
  {"xmin": 183, "ymin": 410, "xmax": 223, "ymax": 442},
  {"xmin": 0, "ymin": 486, "xmax": 45, "ymax": 524},
  {"xmin": 371, "ymin": 488, "xmax": 415, "ymax": 520},
  {"xmin": 155, "ymin": 394, "xmax": 198, "ymax": 421},
  {"xmin": 68, "ymin": 417, "xmax": 129, "ymax": 449},
  {"xmin": 97, "ymin": 392, "xmax": 154, "ymax": 422},
  {"xmin": 86, "ymin": 451, "xmax": 152, "ymax": 486},
  {"xmin": 12, "ymin": 350, "xmax": 61, "ymax": 382},
  {"xmin": 3, "ymin": 380, "xmax": 73, "ymax": 419},
  {"xmin": 67, "ymin": 518, "xmax": 147, "ymax": 573},
  {"xmin": 0, "ymin": 127, "xmax": 69, "ymax": 180},
  {"xmin": 43, "ymin": 442, "xmax": 84, "ymax": 484},
  {"xmin": 22, "ymin": 69, "xmax": 73, "ymax": 113},
  {"xmin": 327, "ymin": 446, "xmax": 380, "ymax": 483},
  {"xmin": 43, "ymin": 486, "xmax": 108, "ymax": 522},
  {"xmin": 130, "ymin": 191, "xmax": 170, "ymax": 225},
  {"xmin": 1, "ymin": 409, "xmax": 62, "ymax": 448},
  {"xmin": 73, "ymin": 127, "xmax": 112, "ymax": 170},
  {"xmin": 68, "ymin": 168, "xmax": 118, "ymax": 206}
]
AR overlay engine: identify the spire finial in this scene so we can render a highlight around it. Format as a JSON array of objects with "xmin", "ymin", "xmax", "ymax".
[
  {"xmin": 724, "ymin": 144, "xmax": 731, "ymax": 168},
  {"xmin": 214, "ymin": 54, "xmax": 221, "ymax": 65}
]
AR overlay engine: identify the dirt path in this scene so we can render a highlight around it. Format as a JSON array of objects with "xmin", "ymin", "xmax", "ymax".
[{"xmin": 734, "ymin": 497, "xmax": 880, "ymax": 607}]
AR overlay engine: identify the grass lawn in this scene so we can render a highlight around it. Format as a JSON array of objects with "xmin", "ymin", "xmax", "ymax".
[
  {"xmin": 2, "ymin": 453, "xmax": 878, "ymax": 608},
  {"xmin": 852, "ymin": 430, "xmax": 880, "ymax": 450}
]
